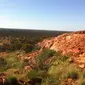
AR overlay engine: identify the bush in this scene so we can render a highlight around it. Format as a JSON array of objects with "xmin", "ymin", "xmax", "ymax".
[
  {"xmin": 7, "ymin": 76, "xmax": 20, "ymax": 85},
  {"xmin": 60, "ymin": 56, "xmax": 68, "ymax": 61},
  {"xmin": 42, "ymin": 76, "xmax": 60, "ymax": 85},
  {"xmin": 0, "ymin": 57, "xmax": 7, "ymax": 66},
  {"xmin": 55, "ymin": 55, "xmax": 68, "ymax": 62},
  {"xmin": 47, "ymin": 55, "xmax": 81, "ymax": 85},
  {"xmin": 23, "ymin": 59, "xmax": 29, "ymax": 66},
  {"xmin": 67, "ymin": 71, "xmax": 79, "ymax": 80},
  {"xmin": 28, "ymin": 70, "xmax": 45, "ymax": 85},
  {"xmin": 0, "ymin": 57, "xmax": 8, "ymax": 72},
  {"xmin": 28, "ymin": 70, "xmax": 46, "ymax": 79},
  {"xmin": 21, "ymin": 44, "xmax": 33, "ymax": 53},
  {"xmin": 35, "ymin": 48, "xmax": 56, "ymax": 70},
  {"xmin": 5, "ymin": 53, "xmax": 24, "ymax": 69},
  {"xmin": 32, "ymin": 45, "xmax": 41, "ymax": 52},
  {"xmin": 11, "ymin": 41, "xmax": 22, "ymax": 51}
]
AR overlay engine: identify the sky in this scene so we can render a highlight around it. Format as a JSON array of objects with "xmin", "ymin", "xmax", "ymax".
[{"xmin": 0, "ymin": 0, "xmax": 85, "ymax": 31}]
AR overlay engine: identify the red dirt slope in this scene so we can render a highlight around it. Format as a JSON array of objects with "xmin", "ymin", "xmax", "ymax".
[{"xmin": 39, "ymin": 31, "xmax": 85, "ymax": 66}]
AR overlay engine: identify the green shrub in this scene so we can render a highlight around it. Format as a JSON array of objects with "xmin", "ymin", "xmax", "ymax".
[
  {"xmin": 7, "ymin": 76, "xmax": 20, "ymax": 85},
  {"xmin": 28, "ymin": 70, "xmax": 46, "ymax": 79},
  {"xmin": 32, "ymin": 45, "xmax": 41, "ymax": 52},
  {"xmin": 23, "ymin": 59, "xmax": 29, "ymax": 66},
  {"xmin": 60, "ymin": 56, "xmax": 68, "ymax": 61},
  {"xmin": 0, "ymin": 57, "xmax": 7, "ymax": 66},
  {"xmin": 21, "ymin": 44, "xmax": 33, "ymax": 53},
  {"xmin": 28, "ymin": 70, "xmax": 48, "ymax": 85},
  {"xmin": 35, "ymin": 48, "xmax": 56, "ymax": 70},
  {"xmin": 42, "ymin": 76, "xmax": 60, "ymax": 85},
  {"xmin": 0, "ymin": 57, "xmax": 8, "ymax": 72},
  {"xmin": 55, "ymin": 55, "xmax": 68, "ymax": 62},
  {"xmin": 67, "ymin": 71, "xmax": 79, "ymax": 80},
  {"xmin": 5, "ymin": 53, "xmax": 24, "ymax": 69},
  {"xmin": 11, "ymin": 41, "xmax": 22, "ymax": 51},
  {"xmin": 47, "ymin": 56, "xmax": 81, "ymax": 85}
]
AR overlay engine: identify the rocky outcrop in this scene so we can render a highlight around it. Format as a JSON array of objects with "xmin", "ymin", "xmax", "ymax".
[
  {"xmin": 40, "ymin": 31, "xmax": 85, "ymax": 57},
  {"xmin": 39, "ymin": 31, "xmax": 85, "ymax": 67}
]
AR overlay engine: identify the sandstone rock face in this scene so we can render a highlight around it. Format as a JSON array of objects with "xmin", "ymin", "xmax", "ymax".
[
  {"xmin": 40, "ymin": 31, "xmax": 85, "ymax": 57},
  {"xmin": 39, "ymin": 31, "xmax": 85, "ymax": 66},
  {"xmin": 51, "ymin": 33, "xmax": 85, "ymax": 56}
]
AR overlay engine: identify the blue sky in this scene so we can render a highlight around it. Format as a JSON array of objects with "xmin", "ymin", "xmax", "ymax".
[{"xmin": 0, "ymin": 0, "xmax": 85, "ymax": 31}]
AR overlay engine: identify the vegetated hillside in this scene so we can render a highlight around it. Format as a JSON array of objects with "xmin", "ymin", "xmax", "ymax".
[
  {"xmin": 0, "ymin": 30, "xmax": 85, "ymax": 85},
  {"xmin": 0, "ymin": 35, "xmax": 45, "ymax": 53},
  {"xmin": 0, "ymin": 28, "xmax": 70, "ymax": 52}
]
